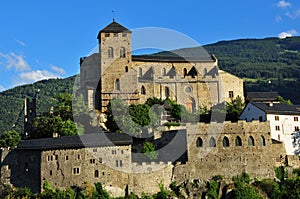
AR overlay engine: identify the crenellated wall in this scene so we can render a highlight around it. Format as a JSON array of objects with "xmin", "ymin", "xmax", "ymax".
[{"xmin": 0, "ymin": 121, "xmax": 293, "ymax": 196}]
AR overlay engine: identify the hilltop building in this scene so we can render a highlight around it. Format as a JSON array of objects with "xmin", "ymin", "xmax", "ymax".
[
  {"xmin": 79, "ymin": 21, "xmax": 244, "ymax": 112},
  {"xmin": 1, "ymin": 21, "xmax": 299, "ymax": 197},
  {"xmin": 1, "ymin": 121, "xmax": 284, "ymax": 196},
  {"xmin": 240, "ymin": 102, "xmax": 300, "ymax": 155}
]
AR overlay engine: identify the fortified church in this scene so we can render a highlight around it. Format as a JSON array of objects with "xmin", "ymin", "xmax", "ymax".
[
  {"xmin": 0, "ymin": 21, "xmax": 297, "ymax": 197},
  {"xmin": 79, "ymin": 20, "xmax": 244, "ymax": 112}
]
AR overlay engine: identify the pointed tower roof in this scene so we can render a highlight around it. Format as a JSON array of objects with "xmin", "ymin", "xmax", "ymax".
[
  {"xmin": 97, "ymin": 21, "xmax": 131, "ymax": 39},
  {"xmin": 99, "ymin": 21, "xmax": 130, "ymax": 33}
]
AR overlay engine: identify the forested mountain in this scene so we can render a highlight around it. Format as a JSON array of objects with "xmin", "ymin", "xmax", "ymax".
[
  {"xmin": 204, "ymin": 36, "xmax": 300, "ymax": 104},
  {"xmin": 0, "ymin": 76, "xmax": 76, "ymax": 135},
  {"xmin": 1, "ymin": 36, "xmax": 300, "ymax": 135}
]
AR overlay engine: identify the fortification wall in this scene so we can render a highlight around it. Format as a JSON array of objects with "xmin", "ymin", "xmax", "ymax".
[{"xmin": 173, "ymin": 121, "xmax": 276, "ymax": 183}]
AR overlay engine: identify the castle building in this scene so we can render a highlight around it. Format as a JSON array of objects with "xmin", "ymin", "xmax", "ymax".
[
  {"xmin": 79, "ymin": 21, "xmax": 244, "ymax": 112},
  {"xmin": 1, "ymin": 21, "xmax": 294, "ymax": 197},
  {"xmin": 0, "ymin": 121, "xmax": 283, "ymax": 196}
]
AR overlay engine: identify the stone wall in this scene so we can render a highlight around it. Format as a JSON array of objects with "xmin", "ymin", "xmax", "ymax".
[
  {"xmin": 286, "ymin": 155, "xmax": 300, "ymax": 168},
  {"xmin": 1, "ymin": 121, "xmax": 290, "ymax": 196},
  {"xmin": 173, "ymin": 121, "xmax": 276, "ymax": 183},
  {"xmin": 0, "ymin": 148, "xmax": 41, "ymax": 192}
]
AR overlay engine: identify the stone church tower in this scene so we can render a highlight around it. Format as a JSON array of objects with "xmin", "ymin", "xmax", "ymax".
[{"xmin": 79, "ymin": 21, "xmax": 244, "ymax": 112}]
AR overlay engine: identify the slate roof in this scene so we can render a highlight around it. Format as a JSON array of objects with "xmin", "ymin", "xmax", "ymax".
[
  {"xmin": 16, "ymin": 133, "xmax": 133, "ymax": 151},
  {"xmin": 132, "ymin": 54, "xmax": 214, "ymax": 63},
  {"xmin": 246, "ymin": 92, "xmax": 279, "ymax": 102},
  {"xmin": 252, "ymin": 102, "xmax": 300, "ymax": 115},
  {"xmin": 132, "ymin": 47, "xmax": 215, "ymax": 62},
  {"xmin": 99, "ymin": 21, "xmax": 130, "ymax": 33}
]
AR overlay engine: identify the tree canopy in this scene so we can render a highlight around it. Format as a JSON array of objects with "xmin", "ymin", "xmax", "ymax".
[{"xmin": 0, "ymin": 130, "xmax": 21, "ymax": 148}]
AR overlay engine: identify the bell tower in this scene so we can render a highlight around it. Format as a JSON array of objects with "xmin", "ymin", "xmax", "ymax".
[
  {"xmin": 97, "ymin": 20, "xmax": 132, "ymax": 72},
  {"xmin": 96, "ymin": 20, "xmax": 132, "ymax": 111}
]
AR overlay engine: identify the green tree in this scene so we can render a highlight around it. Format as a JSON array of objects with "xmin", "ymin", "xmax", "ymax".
[
  {"xmin": 226, "ymin": 96, "xmax": 245, "ymax": 122},
  {"xmin": 60, "ymin": 119, "xmax": 78, "ymax": 136},
  {"xmin": 154, "ymin": 182, "xmax": 170, "ymax": 199},
  {"xmin": 30, "ymin": 115, "xmax": 78, "ymax": 138},
  {"xmin": 233, "ymin": 181, "xmax": 262, "ymax": 199},
  {"xmin": 55, "ymin": 93, "xmax": 73, "ymax": 121},
  {"xmin": 9, "ymin": 187, "xmax": 33, "ymax": 199},
  {"xmin": 281, "ymin": 177, "xmax": 300, "ymax": 199},
  {"xmin": 92, "ymin": 182, "xmax": 110, "ymax": 199},
  {"xmin": 105, "ymin": 97, "xmax": 128, "ymax": 133},
  {"xmin": 0, "ymin": 130, "xmax": 21, "ymax": 148},
  {"xmin": 143, "ymin": 142, "xmax": 158, "ymax": 160},
  {"xmin": 72, "ymin": 94, "xmax": 93, "ymax": 128},
  {"xmin": 130, "ymin": 104, "xmax": 151, "ymax": 126},
  {"xmin": 207, "ymin": 180, "xmax": 219, "ymax": 199},
  {"xmin": 277, "ymin": 96, "xmax": 293, "ymax": 105},
  {"xmin": 254, "ymin": 179, "xmax": 281, "ymax": 199}
]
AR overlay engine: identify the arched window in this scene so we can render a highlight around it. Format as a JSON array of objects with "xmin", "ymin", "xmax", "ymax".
[
  {"xmin": 115, "ymin": 79, "xmax": 120, "ymax": 91},
  {"xmin": 94, "ymin": 170, "xmax": 99, "ymax": 178},
  {"xmin": 260, "ymin": 135, "xmax": 266, "ymax": 146},
  {"xmin": 162, "ymin": 68, "xmax": 166, "ymax": 76},
  {"xmin": 235, "ymin": 136, "xmax": 242, "ymax": 146},
  {"xmin": 141, "ymin": 86, "xmax": 146, "ymax": 95},
  {"xmin": 183, "ymin": 68, "xmax": 187, "ymax": 77},
  {"xmin": 209, "ymin": 137, "xmax": 216, "ymax": 147},
  {"xmin": 196, "ymin": 137, "xmax": 203, "ymax": 147},
  {"xmin": 222, "ymin": 136, "xmax": 230, "ymax": 147},
  {"xmin": 248, "ymin": 136, "xmax": 255, "ymax": 146},
  {"xmin": 125, "ymin": 66, "xmax": 128, "ymax": 72},
  {"xmin": 108, "ymin": 47, "xmax": 114, "ymax": 58},
  {"xmin": 139, "ymin": 68, "xmax": 142, "ymax": 78},
  {"xmin": 165, "ymin": 86, "xmax": 170, "ymax": 98},
  {"xmin": 120, "ymin": 47, "xmax": 126, "ymax": 58}
]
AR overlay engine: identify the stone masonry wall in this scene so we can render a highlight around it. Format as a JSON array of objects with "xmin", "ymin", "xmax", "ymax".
[{"xmin": 173, "ymin": 121, "xmax": 276, "ymax": 183}]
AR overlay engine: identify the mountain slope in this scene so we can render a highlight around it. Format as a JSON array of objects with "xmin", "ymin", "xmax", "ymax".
[
  {"xmin": 0, "ymin": 76, "xmax": 76, "ymax": 135},
  {"xmin": 203, "ymin": 36, "xmax": 300, "ymax": 104},
  {"xmin": 204, "ymin": 36, "xmax": 300, "ymax": 79}
]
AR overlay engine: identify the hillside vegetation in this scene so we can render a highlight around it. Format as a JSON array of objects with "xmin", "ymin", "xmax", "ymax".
[
  {"xmin": 204, "ymin": 36, "xmax": 300, "ymax": 104},
  {"xmin": 0, "ymin": 76, "xmax": 76, "ymax": 135}
]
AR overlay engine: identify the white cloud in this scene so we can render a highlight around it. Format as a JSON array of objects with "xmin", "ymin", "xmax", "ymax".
[
  {"xmin": 0, "ymin": 52, "xmax": 30, "ymax": 71},
  {"xmin": 16, "ymin": 70, "xmax": 62, "ymax": 85},
  {"xmin": 50, "ymin": 65, "xmax": 66, "ymax": 75},
  {"xmin": 278, "ymin": 29, "xmax": 298, "ymax": 38},
  {"xmin": 277, "ymin": 0, "xmax": 291, "ymax": 9},
  {"xmin": 286, "ymin": 9, "xmax": 300, "ymax": 19},
  {"xmin": 15, "ymin": 39, "xmax": 25, "ymax": 46}
]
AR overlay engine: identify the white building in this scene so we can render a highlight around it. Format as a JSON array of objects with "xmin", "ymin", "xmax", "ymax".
[{"xmin": 240, "ymin": 102, "xmax": 300, "ymax": 155}]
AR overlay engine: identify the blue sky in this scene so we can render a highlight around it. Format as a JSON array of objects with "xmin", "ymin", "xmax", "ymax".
[{"xmin": 0, "ymin": 0, "xmax": 299, "ymax": 91}]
